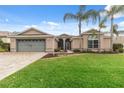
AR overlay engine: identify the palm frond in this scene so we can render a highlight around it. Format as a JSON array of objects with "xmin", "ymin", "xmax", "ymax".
[
  {"xmin": 99, "ymin": 23, "xmax": 106, "ymax": 29},
  {"xmin": 81, "ymin": 10, "xmax": 98, "ymax": 24},
  {"xmin": 63, "ymin": 13, "xmax": 78, "ymax": 22},
  {"xmin": 99, "ymin": 16, "xmax": 107, "ymax": 28},
  {"xmin": 113, "ymin": 5, "xmax": 124, "ymax": 14}
]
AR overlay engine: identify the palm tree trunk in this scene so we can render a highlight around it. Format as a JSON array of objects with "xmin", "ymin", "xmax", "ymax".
[
  {"xmin": 110, "ymin": 16, "xmax": 114, "ymax": 52},
  {"xmin": 78, "ymin": 19, "xmax": 82, "ymax": 51},
  {"xmin": 98, "ymin": 16, "xmax": 101, "ymax": 52}
]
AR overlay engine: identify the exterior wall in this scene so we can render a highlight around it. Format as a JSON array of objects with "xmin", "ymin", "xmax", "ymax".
[
  {"xmin": 10, "ymin": 35, "xmax": 111, "ymax": 52},
  {"xmin": 71, "ymin": 38, "xmax": 81, "ymax": 49},
  {"xmin": 54, "ymin": 40, "xmax": 58, "ymax": 49},
  {"xmin": 82, "ymin": 34, "xmax": 111, "ymax": 51},
  {"xmin": 100, "ymin": 35, "xmax": 103, "ymax": 49},
  {"xmin": 46, "ymin": 37, "xmax": 55, "ymax": 52},
  {"xmin": 101, "ymin": 38, "xmax": 111, "ymax": 51},
  {"xmin": 82, "ymin": 35, "xmax": 88, "ymax": 49},
  {"xmin": 10, "ymin": 38, "xmax": 16, "ymax": 52},
  {"xmin": 113, "ymin": 36, "xmax": 124, "ymax": 44}
]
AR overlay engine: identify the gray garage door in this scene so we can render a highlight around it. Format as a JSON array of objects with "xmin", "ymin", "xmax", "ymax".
[{"xmin": 17, "ymin": 39, "xmax": 45, "ymax": 52}]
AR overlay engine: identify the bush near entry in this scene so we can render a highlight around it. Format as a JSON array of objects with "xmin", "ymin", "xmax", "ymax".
[{"xmin": 113, "ymin": 43, "xmax": 123, "ymax": 53}]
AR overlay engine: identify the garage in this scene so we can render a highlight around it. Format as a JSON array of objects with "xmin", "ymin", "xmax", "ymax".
[{"xmin": 17, "ymin": 39, "xmax": 45, "ymax": 52}]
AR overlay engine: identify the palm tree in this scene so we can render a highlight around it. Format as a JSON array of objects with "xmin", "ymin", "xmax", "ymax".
[
  {"xmin": 95, "ymin": 10, "xmax": 106, "ymax": 52},
  {"xmin": 113, "ymin": 24, "xmax": 119, "ymax": 36},
  {"xmin": 63, "ymin": 5, "xmax": 97, "ymax": 51},
  {"xmin": 105, "ymin": 5, "xmax": 124, "ymax": 51}
]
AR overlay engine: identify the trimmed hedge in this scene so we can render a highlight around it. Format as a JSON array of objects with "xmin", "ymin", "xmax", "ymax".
[
  {"xmin": 73, "ymin": 49, "xmax": 81, "ymax": 53},
  {"xmin": 54, "ymin": 48, "xmax": 61, "ymax": 52},
  {"xmin": 113, "ymin": 44, "xmax": 123, "ymax": 53}
]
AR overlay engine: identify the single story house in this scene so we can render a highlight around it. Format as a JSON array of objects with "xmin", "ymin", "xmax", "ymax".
[{"xmin": 8, "ymin": 28, "xmax": 112, "ymax": 52}]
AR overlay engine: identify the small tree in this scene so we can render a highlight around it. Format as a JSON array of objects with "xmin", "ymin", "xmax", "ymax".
[
  {"xmin": 0, "ymin": 39, "xmax": 10, "ymax": 51},
  {"xmin": 0, "ymin": 39, "xmax": 4, "ymax": 48}
]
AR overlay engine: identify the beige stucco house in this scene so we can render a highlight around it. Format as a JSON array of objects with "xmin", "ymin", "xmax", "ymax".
[{"xmin": 8, "ymin": 28, "xmax": 112, "ymax": 52}]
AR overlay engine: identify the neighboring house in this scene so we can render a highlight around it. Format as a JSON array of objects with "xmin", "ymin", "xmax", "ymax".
[
  {"xmin": 0, "ymin": 31, "xmax": 11, "ymax": 43},
  {"xmin": 8, "ymin": 28, "xmax": 112, "ymax": 52}
]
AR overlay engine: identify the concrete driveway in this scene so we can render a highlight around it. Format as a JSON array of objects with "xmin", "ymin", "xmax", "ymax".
[{"xmin": 0, "ymin": 52, "xmax": 47, "ymax": 80}]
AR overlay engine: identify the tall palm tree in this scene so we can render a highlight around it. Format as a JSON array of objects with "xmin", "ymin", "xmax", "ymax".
[
  {"xmin": 95, "ymin": 10, "xmax": 106, "ymax": 52},
  {"xmin": 105, "ymin": 5, "xmax": 124, "ymax": 51},
  {"xmin": 63, "ymin": 5, "xmax": 97, "ymax": 51}
]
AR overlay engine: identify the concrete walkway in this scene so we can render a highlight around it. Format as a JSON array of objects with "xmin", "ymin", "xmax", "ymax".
[{"xmin": 0, "ymin": 52, "xmax": 47, "ymax": 80}]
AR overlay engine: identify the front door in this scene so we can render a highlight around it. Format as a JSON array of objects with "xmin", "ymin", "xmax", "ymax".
[{"xmin": 65, "ymin": 39, "xmax": 71, "ymax": 50}]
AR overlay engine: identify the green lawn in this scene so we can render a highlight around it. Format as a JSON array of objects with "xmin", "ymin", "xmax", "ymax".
[{"xmin": 1, "ymin": 54, "xmax": 124, "ymax": 88}]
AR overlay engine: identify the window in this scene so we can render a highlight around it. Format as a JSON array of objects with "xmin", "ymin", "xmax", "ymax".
[{"xmin": 88, "ymin": 35, "xmax": 98, "ymax": 48}]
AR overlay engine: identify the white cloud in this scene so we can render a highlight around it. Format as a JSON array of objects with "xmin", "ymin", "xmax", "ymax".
[
  {"xmin": 104, "ymin": 5, "xmax": 111, "ymax": 11},
  {"xmin": 107, "ymin": 21, "xmax": 124, "ymax": 31},
  {"xmin": 24, "ymin": 24, "xmax": 37, "ymax": 28},
  {"xmin": 114, "ymin": 13, "xmax": 124, "ymax": 18},
  {"xmin": 47, "ymin": 22, "xmax": 59, "ymax": 26},
  {"xmin": 118, "ymin": 21, "xmax": 124, "ymax": 27},
  {"xmin": 42, "ymin": 21, "xmax": 59, "ymax": 26},
  {"xmin": 118, "ymin": 21, "xmax": 124, "ymax": 30}
]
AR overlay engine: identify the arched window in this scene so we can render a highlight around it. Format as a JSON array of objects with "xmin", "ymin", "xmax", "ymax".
[{"xmin": 88, "ymin": 35, "xmax": 99, "ymax": 48}]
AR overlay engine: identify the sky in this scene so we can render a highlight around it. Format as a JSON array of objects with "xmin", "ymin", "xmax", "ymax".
[{"xmin": 0, "ymin": 5, "xmax": 124, "ymax": 35}]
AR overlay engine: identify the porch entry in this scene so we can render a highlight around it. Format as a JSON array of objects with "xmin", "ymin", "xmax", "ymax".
[{"xmin": 58, "ymin": 38, "xmax": 71, "ymax": 51}]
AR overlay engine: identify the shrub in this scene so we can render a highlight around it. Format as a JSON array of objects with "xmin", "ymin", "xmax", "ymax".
[
  {"xmin": 43, "ymin": 53, "xmax": 58, "ymax": 58},
  {"xmin": 73, "ymin": 49, "xmax": 81, "ymax": 53},
  {"xmin": 119, "ymin": 48, "xmax": 124, "ymax": 53},
  {"xmin": 54, "ymin": 48, "xmax": 61, "ymax": 52},
  {"xmin": 81, "ymin": 50, "xmax": 87, "ymax": 53},
  {"xmin": 0, "ymin": 39, "xmax": 10, "ymax": 52},
  {"xmin": 113, "ymin": 44, "xmax": 123, "ymax": 53},
  {"xmin": 100, "ymin": 51, "xmax": 113, "ymax": 54},
  {"xmin": 0, "ymin": 39, "xmax": 4, "ymax": 47},
  {"xmin": 2, "ymin": 43, "xmax": 10, "ymax": 51}
]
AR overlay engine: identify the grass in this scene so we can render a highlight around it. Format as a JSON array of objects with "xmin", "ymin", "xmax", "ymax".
[
  {"xmin": 0, "ymin": 47, "xmax": 5, "ymax": 52},
  {"xmin": 0, "ymin": 54, "xmax": 124, "ymax": 88}
]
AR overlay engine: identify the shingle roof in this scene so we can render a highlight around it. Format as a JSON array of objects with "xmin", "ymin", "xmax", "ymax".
[
  {"xmin": 82, "ymin": 29, "xmax": 103, "ymax": 35},
  {"xmin": 18, "ymin": 27, "xmax": 52, "ymax": 36},
  {"xmin": 0, "ymin": 31, "xmax": 10, "ymax": 37}
]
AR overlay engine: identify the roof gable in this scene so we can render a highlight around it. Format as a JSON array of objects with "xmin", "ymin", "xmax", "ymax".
[{"xmin": 18, "ymin": 28, "xmax": 50, "ymax": 35}]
